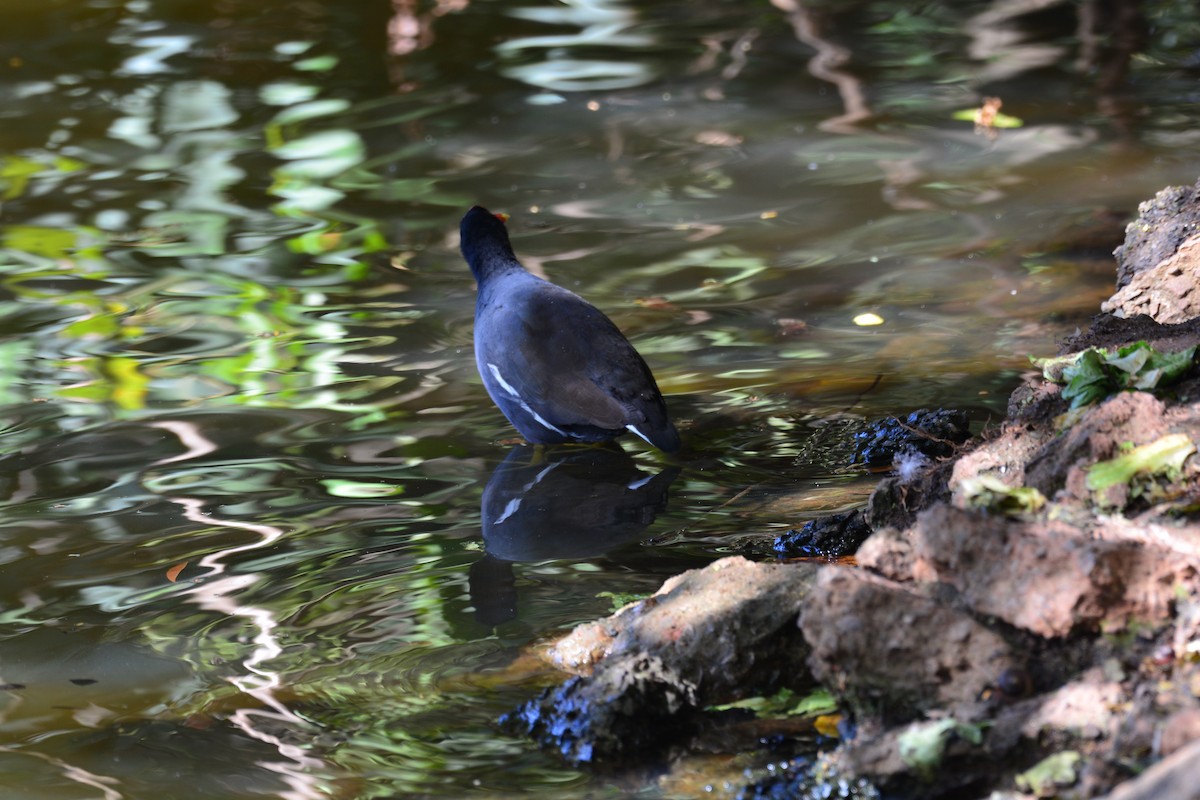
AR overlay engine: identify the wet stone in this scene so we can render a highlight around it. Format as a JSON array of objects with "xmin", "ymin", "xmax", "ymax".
[
  {"xmin": 773, "ymin": 510, "xmax": 873, "ymax": 559},
  {"xmin": 500, "ymin": 654, "xmax": 698, "ymax": 765},
  {"xmin": 852, "ymin": 409, "xmax": 971, "ymax": 469}
]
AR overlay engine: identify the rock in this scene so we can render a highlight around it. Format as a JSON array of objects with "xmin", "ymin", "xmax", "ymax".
[
  {"xmin": 1019, "ymin": 676, "xmax": 1123, "ymax": 740},
  {"xmin": 737, "ymin": 755, "xmax": 881, "ymax": 799},
  {"xmin": 1159, "ymin": 708, "xmax": 1200, "ymax": 757},
  {"xmin": 501, "ymin": 654, "xmax": 698, "ymax": 765},
  {"xmin": 866, "ymin": 456, "xmax": 956, "ymax": 532},
  {"xmin": 1024, "ymin": 390, "xmax": 1171, "ymax": 504},
  {"xmin": 508, "ymin": 557, "xmax": 817, "ymax": 764},
  {"xmin": 773, "ymin": 510, "xmax": 873, "ymax": 558},
  {"xmin": 1060, "ymin": 313, "xmax": 1200, "ymax": 358},
  {"xmin": 1007, "ymin": 372, "xmax": 1067, "ymax": 425},
  {"xmin": 865, "ymin": 504, "xmax": 1190, "ymax": 638},
  {"xmin": 852, "ymin": 409, "xmax": 972, "ymax": 469},
  {"xmin": 1113, "ymin": 179, "xmax": 1200, "ymax": 289},
  {"xmin": 1101, "ymin": 738, "xmax": 1200, "ymax": 800},
  {"xmin": 853, "ymin": 526, "xmax": 924, "ymax": 583},
  {"xmin": 1104, "ymin": 235, "xmax": 1200, "ymax": 323},
  {"xmin": 799, "ymin": 567, "xmax": 1017, "ymax": 724}
]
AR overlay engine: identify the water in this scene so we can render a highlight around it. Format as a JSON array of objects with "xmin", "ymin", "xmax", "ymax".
[{"xmin": 0, "ymin": 0, "xmax": 1198, "ymax": 796}]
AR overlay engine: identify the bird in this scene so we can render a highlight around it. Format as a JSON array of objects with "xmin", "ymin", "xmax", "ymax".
[{"xmin": 459, "ymin": 206, "xmax": 680, "ymax": 452}]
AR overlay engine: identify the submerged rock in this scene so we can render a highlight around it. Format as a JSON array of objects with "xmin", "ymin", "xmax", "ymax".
[
  {"xmin": 851, "ymin": 408, "xmax": 972, "ymax": 469},
  {"xmin": 773, "ymin": 510, "xmax": 873, "ymax": 559},
  {"xmin": 501, "ymin": 654, "xmax": 697, "ymax": 764}
]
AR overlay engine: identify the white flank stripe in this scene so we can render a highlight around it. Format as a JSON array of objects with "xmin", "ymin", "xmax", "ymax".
[
  {"xmin": 528, "ymin": 409, "xmax": 567, "ymax": 436},
  {"xmin": 530, "ymin": 464, "xmax": 558, "ymax": 485},
  {"xmin": 625, "ymin": 424, "xmax": 655, "ymax": 447},
  {"xmin": 487, "ymin": 362, "xmax": 567, "ymax": 436},
  {"xmin": 626, "ymin": 472, "xmax": 655, "ymax": 490},
  {"xmin": 487, "ymin": 363, "xmax": 521, "ymax": 399},
  {"xmin": 494, "ymin": 497, "xmax": 522, "ymax": 525}
]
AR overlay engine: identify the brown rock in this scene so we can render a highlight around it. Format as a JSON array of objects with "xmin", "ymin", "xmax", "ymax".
[
  {"xmin": 1102, "ymin": 738, "xmax": 1200, "ymax": 800},
  {"xmin": 1113, "ymin": 179, "xmax": 1200, "ymax": 289},
  {"xmin": 799, "ymin": 566, "xmax": 1016, "ymax": 723},
  {"xmin": 1020, "ymin": 675, "xmax": 1123, "ymax": 740},
  {"xmin": 1026, "ymin": 391, "xmax": 1170, "ymax": 504},
  {"xmin": 1160, "ymin": 708, "xmax": 1200, "ymax": 757},
  {"xmin": 949, "ymin": 420, "xmax": 1049, "ymax": 491},
  {"xmin": 549, "ymin": 556, "xmax": 817, "ymax": 696},
  {"xmin": 511, "ymin": 557, "xmax": 818, "ymax": 765},
  {"xmin": 1103, "ymin": 235, "xmax": 1200, "ymax": 323},
  {"xmin": 855, "ymin": 525, "xmax": 923, "ymax": 583},
  {"xmin": 897, "ymin": 504, "xmax": 1187, "ymax": 637}
]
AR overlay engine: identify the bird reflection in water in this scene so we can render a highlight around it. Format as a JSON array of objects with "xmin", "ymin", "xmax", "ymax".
[{"xmin": 469, "ymin": 444, "xmax": 679, "ymax": 627}]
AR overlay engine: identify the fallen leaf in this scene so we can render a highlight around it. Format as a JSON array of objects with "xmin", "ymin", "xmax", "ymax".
[
  {"xmin": 635, "ymin": 296, "xmax": 677, "ymax": 310},
  {"xmin": 814, "ymin": 713, "xmax": 842, "ymax": 738}
]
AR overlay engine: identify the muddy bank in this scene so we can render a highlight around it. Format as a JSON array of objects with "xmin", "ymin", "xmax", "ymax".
[{"xmin": 506, "ymin": 179, "xmax": 1200, "ymax": 799}]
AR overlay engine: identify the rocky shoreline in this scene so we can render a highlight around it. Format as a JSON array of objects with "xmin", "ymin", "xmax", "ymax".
[{"xmin": 505, "ymin": 179, "xmax": 1200, "ymax": 799}]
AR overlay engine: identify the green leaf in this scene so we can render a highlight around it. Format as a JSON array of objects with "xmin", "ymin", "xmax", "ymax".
[
  {"xmin": 898, "ymin": 719, "xmax": 984, "ymax": 780},
  {"xmin": 1016, "ymin": 751, "xmax": 1081, "ymax": 796},
  {"xmin": 707, "ymin": 687, "xmax": 836, "ymax": 718},
  {"xmin": 958, "ymin": 475, "xmax": 1047, "ymax": 515},
  {"xmin": 951, "ymin": 108, "xmax": 1024, "ymax": 128},
  {"xmin": 1062, "ymin": 349, "xmax": 1111, "ymax": 407},
  {"xmin": 787, "ymin": 687, "xmax": 838, "ymax": 717},
  {"xmin": 1086, "ymin": 434, "xmax": 1195, "ymax": 492},
  {"xmin": 1034, "ymin": 341, "xmax": 1198, "ymax": 410},
  {"xmin": 596, "ymin": 590, "xmax": 648, "ymax": 612}
]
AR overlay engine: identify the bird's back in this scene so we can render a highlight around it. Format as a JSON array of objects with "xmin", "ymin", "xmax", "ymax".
[{"xmin": 475, "ymin": 275, "xmax": 678, "ymax": 450}]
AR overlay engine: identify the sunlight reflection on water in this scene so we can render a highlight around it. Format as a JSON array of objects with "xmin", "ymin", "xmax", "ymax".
[{"xmin": 499, "ymin": 0, "xmax": 658, "ymax": 92}]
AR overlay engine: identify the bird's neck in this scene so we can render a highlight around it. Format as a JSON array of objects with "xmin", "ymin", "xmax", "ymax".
[{"xmin": 465, "ymin": 240, "xmax": 529, "ymax": 284}]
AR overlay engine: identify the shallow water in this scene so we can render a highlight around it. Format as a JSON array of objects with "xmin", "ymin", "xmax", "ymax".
[{"xmin": 1, "ymin": 0, "xmax": 1199, "ymax": 796}]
